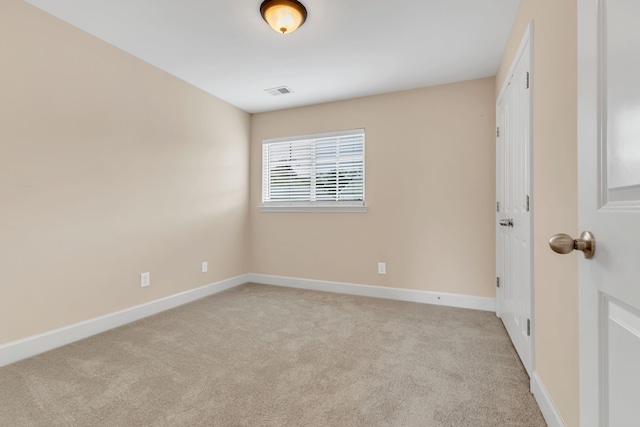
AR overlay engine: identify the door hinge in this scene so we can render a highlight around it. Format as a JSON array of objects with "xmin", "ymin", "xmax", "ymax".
[
  {"xmin": 527, "ymin": 319, "xmax": 531, "ymax": 336},
  {"xmin": 497, "ymin": 127, "xmax": 500, "ymax": 138},
  {"xmin": 497, "ymin": 201, "xmax": 500, "ymax": 212},
  {"xmin": 525, "ymin": 71, "xmax": 530, "ymax": 89},
  {"xmin": 526, "ymin": 195, "xmax": 530, "ymax": 212},
  {"xmin": 496, "ymin": 277, "xmax": 500, "ymax": 288}
]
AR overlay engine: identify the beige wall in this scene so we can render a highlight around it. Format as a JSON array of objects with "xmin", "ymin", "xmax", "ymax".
[
  {"xmin": 496, "ymin": 1, "xmax": 579, "ymax": 426},
  {"xmin": 250, "ymin": 78, "xmax": 496, "ymax": 297},
  {"xmin": 0, "ymin": 0, "xmax": 251, "ymax": 345}
]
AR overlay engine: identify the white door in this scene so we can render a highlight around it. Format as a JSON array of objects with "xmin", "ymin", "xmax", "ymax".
[
  {"xmin": 496, "ymin": 26, "xmax": 532, "ymax": 376},
  {"xmin": 577, "ymin": 0, "xmax": 640, "ymax": 425}
]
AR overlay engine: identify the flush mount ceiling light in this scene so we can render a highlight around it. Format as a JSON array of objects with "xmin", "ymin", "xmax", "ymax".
[{"xmin": 260, "ymin": 0, "xmax": 307, "ymax": 34}]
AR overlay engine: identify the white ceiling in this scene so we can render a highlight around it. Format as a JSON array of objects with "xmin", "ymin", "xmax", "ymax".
[{"xmin": 24, "ymin": 0, "xmax": 520, "ymax": 114}]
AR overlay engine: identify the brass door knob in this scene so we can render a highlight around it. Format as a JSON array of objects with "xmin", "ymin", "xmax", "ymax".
[{"xmin": 549, "ymin": 231, "xmax": 595, "ymax": 259}]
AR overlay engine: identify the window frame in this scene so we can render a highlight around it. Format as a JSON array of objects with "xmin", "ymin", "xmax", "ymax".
[{"xmin": 260, "ymin": 129, "xmax": 367, "ymax": 213}]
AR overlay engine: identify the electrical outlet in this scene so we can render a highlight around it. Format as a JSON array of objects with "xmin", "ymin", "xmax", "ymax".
[
  {"xmin": 202, "ymin": 261, "xmax": 208, "ymax": 273},
  {"xmin": 140, "ymin": 272, "xmax": 150, "ymax": 288},
  {"xmin": 378, "ymin": 262, "xmax": 386, "ymax": 275}
]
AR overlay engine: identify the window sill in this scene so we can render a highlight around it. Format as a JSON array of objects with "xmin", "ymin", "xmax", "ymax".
[{"xmin": 259, "ymin": 205, "xmax": 368, "ymax": 213}]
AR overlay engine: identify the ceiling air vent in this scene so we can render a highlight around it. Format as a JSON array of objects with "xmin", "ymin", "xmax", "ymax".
[{"xmin": 265, "ymin": 86, "xmax": 293, "ymax": 96}]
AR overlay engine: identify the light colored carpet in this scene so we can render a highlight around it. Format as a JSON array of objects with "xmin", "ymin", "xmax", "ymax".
[{"xmin": 0, "ymin": 283, "xmax": 546, "ymax": 426}]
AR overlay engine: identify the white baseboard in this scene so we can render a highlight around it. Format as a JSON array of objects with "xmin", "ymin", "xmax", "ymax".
[
  {"xmin": 1, "ymin": 273, "xmax": 495, "ymax": 367},
  {"xmin": 531, "ymin": 371, "xmax": 566, "ymax": 427},
  {"xmin": 247, "ymin": 273, "xmax": 495, "ymax": 312},
  {"xmin": 0, "ymin": 274, "xmax": 249, "ymax": 368}
]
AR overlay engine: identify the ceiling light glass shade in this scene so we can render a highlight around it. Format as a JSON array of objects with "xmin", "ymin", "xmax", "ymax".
[{"xmin": 260, "ymin": 0, "xmax": 307, "ymax": 34}]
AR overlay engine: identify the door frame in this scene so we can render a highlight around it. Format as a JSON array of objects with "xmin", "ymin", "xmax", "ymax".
[
  {"xmin": 577, "ymin": 0, "xmax": 599, "ymax": 421},
  {"xmin": 495, "ymin": 21, "xmax": 535, "ymax": 378}
]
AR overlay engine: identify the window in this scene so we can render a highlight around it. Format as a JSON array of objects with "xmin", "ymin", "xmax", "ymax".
[{"xmin": 261, "ymin": 129, "xmax": 366, "ymax": 212}]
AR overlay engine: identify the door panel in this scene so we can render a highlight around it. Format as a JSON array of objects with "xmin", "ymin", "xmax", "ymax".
[
  {"xmin": 605, "ymin": 0, "xmax": 640, "ymax": 202},
  {"xmin": 607, "ymin": 300, "xmax": 640, "ymax": 427},
  {"xmin": 578, "ymin": 0, "xmax": 640, "ymax": 425}
]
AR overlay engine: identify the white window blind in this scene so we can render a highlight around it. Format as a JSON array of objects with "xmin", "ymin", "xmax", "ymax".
[{"xmin": 262, "ymin": 129, "xmax": 365, "ymax": 208}]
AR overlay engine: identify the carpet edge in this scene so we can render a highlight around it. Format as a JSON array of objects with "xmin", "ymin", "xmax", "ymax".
[
  {"xmin": 247, "ymin": 273, "xmax": 496, "ymax": 312},
  {"xmin": 1, "ymin": 274, "xmax": 497, "ymax": 367},
  {"xmin": 531, "ymin": 371, "xmax": 567, "ymax": 427},
  {"xmin": 0, "ymin": 274, "xmax": 250, "ymax": 367}
]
